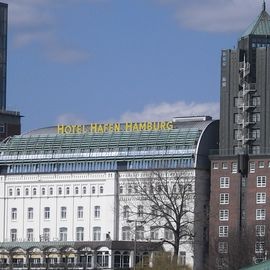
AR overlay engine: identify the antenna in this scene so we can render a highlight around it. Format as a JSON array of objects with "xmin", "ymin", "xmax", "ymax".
[{"xmin": 263, "ymin": 0, "xmax": 266, "ymax": 11}]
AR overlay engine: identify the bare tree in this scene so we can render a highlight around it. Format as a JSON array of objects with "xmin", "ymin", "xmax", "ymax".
[{"xmin": 125, "ymin": 170, "xmax": 195, "ymax": 262}]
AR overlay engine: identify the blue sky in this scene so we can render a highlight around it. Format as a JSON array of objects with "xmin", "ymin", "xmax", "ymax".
[{"xmin": 3, "ymin": 0, "xmax": 265, "ymax": 132}]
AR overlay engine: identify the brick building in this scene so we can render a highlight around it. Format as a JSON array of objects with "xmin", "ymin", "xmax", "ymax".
[{"xmin": 209, "ymin": 2, "xmax": 270, "ymax": 269}]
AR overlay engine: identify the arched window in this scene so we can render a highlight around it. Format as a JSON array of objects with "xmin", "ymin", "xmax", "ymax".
[
  {"xmin": 41, "ymin": 187, "xmax": 46, "ymax": 195},
  {"xmin": 119, "ymin": 185, "xmax": 123, "ymax": 194},
  {"xmin": 83, "ymin": 186, "xmax": 87, "ymax": 194},
  {"xmin": 32, "ymin": 188, "xmax": 37, "ymax": 196},
  {"xmin": 75, "ymin": 187, "xmax": 79, "ymax": 195},
  {"xmin": 99, "ymin": 186, "xmax": 104, "ymax": 194},
  {"xmin": 66, "ymin": 187, "xmax": 70, "ymax": 195},
  {"xmin": 58, "ymin": 187, "xmax": 62, "ymax": 195},
  {"xmin": 16, "ymin": 188, "xmax": 20, "ymax": 196},
  {"xmin": 9, "ymin": 188, "xmax": 13, "ymax": 196},
  {"xmin": 49, "ymin": 187, "xmax": 53, "ymax": 195},
  {"xmin": 25, "ymin": 188, "xmax": 29, "ymax": 196},
  {"xmin": 92, "ymin": 186, "xmax": 96, "ymax": 194}
]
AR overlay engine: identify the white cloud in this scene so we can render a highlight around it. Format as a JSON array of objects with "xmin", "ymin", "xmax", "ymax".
[
  {"xmin": 119, "ymin": 101, "xmax": 220, "ymax": 122},
  {"xmin": 156, "ymin": 0, "xmax": 263, "ymax": 32},
  {"xmin": 7, "ymin": 0, "xmax": 90, "ymax": 63},
  {"xmin": 56, "ymin": 113, "xmax": 88, "ymax": 125}
]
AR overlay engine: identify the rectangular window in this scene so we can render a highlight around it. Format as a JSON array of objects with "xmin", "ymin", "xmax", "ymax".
[
  {"xmin": 256, "ymin": 209, "xmax": 266, "ymax": 220},
  {"xmin": 44, "ymin": 207, "xmax": 50, "ymax": 220},
  {"xmin": 11, "ymin": 208, "xmax": 17, "ymax": 221},
  {"xmin": 60, "ymin": 207, "xmax": 67, "ymax": 219},
  {"xmin": 251, "ymin": 113, "xmax": 260, "ymax": 123},
  {"xmin": 59, "ymin": 227, "xmax": 67, "ymax": 241},
  {"xmin": 218, "ymin": 242, "xmax": 228, "ymax": 254},
  {"xmin": 250, "ymin": 162, "xmax": 255, "ymax": 173},
  {"xmin": 219, "ymin": 226, "xmax": 228, "ymax": 237},
  {"xmin": 256, "ymin": 192, "xmax": 266, "ymax": 204},
  {"xmin": 258, "ymin": 161, "xmax": 265, "ymax": 168},
  {"xmin": 11, "ymin": 229, "xmax": 17, "ymax": 242},
  {"xmin": 27, "ymin": 208, "xmax": 33, "ymax": 220},
  {"xmin": 212, "ymin": 162, "xmax": 219, "ymax": 169},
  {"xmin": 231, "ymin": 162, "xmax": 238, "ymax": 173},
  {"xmin": 219, "ymin": 209, "xmax": 229, "ymax": 221},
  {"xmin": 256, "ymin": 225, "xmax": 265, "ymax": 237},
  {"xmin": 251, "ymin": 146, "xmax": 260, "ymax": 154},
  {"xmin": 76, "ymin": 227, "xmax": 84, "ymax": 241},
  {"xmin": 137, "ymin": 205, "xmax": 144, "ymax": 218},
  {"xmin": 77, "ymin": 206, "xmax": 83, "ymax": 219},
  {"xmin": 220, "ymin": 193, "xmax": 229, "ymax": 204},
  {"xmin": 222, "ymin": 162, "xmax": 228, "ymax": 169},
  {"xmin": 93, "ymin": 227, "xmax": 101, "ymax": 241},
  {"xmin": 43, "ymin": 228, "xmax": 50, "ymax": 241},
  {"xmin": 94, "ymin": 206, "xmax": 100, "ymax": 219},
  {"xmin": 252, "ymin": 96, "xmax": 261, "ymax": 106},
  {"xmin": 27, "ymin": 228, "xmax": 34, "ymax": 241},
  {"xmin": 220, "ymin": 177, "xmax": 230, "ymax": 188},
  {"xmin": 251, "ymin": 129, "xmax": 260, "ymax": 139},
  {"xmin": 255, "ymin": 242, "xmax": 265, "ymax": 253},
  {"xmin": 257, "ymin": 176, "xmax": 266, "ymax": 187},
  {"xmin": 150, "ymin": 227, "xmax": 159, "ymax": 240}
]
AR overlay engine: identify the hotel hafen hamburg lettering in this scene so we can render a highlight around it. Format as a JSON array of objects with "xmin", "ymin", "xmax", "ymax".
[{"xmin": 57, "ymin": 121, "xmax": 173, "ymax": 134}]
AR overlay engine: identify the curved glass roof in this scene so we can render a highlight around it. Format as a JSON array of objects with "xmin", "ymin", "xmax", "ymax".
[{"xmin": 0, "ymin": 128, "xmax": 201, "ymax": 154}]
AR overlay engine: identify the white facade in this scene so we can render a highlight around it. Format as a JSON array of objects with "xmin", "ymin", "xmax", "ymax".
[{"xmin": 0, "ymin": 169, "xmax": 197, "ymax": 267}]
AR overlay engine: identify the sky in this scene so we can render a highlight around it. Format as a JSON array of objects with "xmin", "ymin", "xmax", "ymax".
[{"xmin": 2, "ymin": 0, "xmax": 266, "ymax": 132}]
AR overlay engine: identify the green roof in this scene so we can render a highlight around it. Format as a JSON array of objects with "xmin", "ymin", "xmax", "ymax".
[{"xmin": 241, "ymin": 7, "xmax": 270, "ymax": 37}]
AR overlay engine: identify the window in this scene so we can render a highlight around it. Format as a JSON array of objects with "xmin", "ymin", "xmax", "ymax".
[
  {"xmin": 41, "ymin": 187, "xmax": 46, "ymax": 195},
  {"xmin": 256, "ymin": 225, "xmax": 265, "ymax": 237},
  {"xmin": 257, "ymin": 176, "xmax": 266, "ymax": 187},
  {"xmin": 100, "ymin": 186, "xmax": 104, "ymax": 194},
  {"xmin": 97, "ymin": 251, "xmax": 109, "ymax": 267},
  {"xmin": 66, "ymin": 187, "xmax": 70, "ymax": 195},
  {"xmin": 44, "ymin": 207, "xmax": 50, "ymax": 220},
  {"xmin": 16, "ymin": 188, "xmax": 20, "ymax": 196},
  {"xmin": 76, "ymin": 227, "xmax": 84, "ymax": 241},
  {"xmin": 251, "ymin": 129, "xmax": 260, "ymax": 139},
  {"xmin": 150, "ymin": 226, "xmax": 159, "ymax": 240},
  {"xmin": 164, "ymin": 229, "xmax": 174, "ymax": 240},
  {"xmin": 58, "ymin": 187, "xmax": 62, "ymax": 195},
  {"xmin": 93, "ymin": 227, "xmax": 101, "ymax": 241},
  {"xmin": 9, "ymin": 188, "xmax": 13, "ymax": 196},
  {"xmin": 234, "ymin": 129, "xmax": 242, "ymax": 140},
  {"xmin": 222, "ymin": 162, "xmax": 228, "ymax": 169},
  {"xmin": 43, "ymin": 228, "xmax": 50, "ymax": 241},
  {"xmin": 255, "ymin": 242, "xmax": 265, "ymax": 253},
  {"xmin": 256, "ymin": 209, "xmax": 266, "ymax": 220},
  {"xmin": 218, "ymin": 242, "xmax": 228, "ymax": 254},
  {"xmin": 220, "ymin": 193, "xmax": 229, "ymax": 204},
  {"xmin": 25, "ymin": 188, "xmax": 29, "ymax": 196},
  {"xmin": 11, "ymin": 208, "xmax": 17, "ymax": 221},
  {"xmin": 94, "ymin": 206, "xmax": 100, "ymax": 218},
  {"xmin": 179, "ymin": 251, "xmax": 186, "ymax": 266},
  {"xmin": 75, "ymin": 186, "xmax": 79, "ymax": 195},
  {"xmin": 82, "ymin": 186, "xmax": 87, "ymax": 194},
  {"xmin": 137, "ymin": 205, "xmax": 143, "ymax": 218},
  {"xmin": 49, "ymin": 187, "xmax": 53, "ymax": 195},
  {"xmin": 32, "ymin": 188, "xmax": 37, "ymax": 196},
  {"xmin": 128, "ymin": 185, "xmax": 132, "ymax": 194},
  {"xmin": 136, "ymin": 226, "xmax": 144, "ymax": 240},
  {"xmin": 119, "ymin": 186, "xmax": 123, "ymax": 194},
  {"xmin": 122, "ymin": 226, "xmax": 131, "ymax": 240},
  {"xmin": 251, "ymin": 112, "xmax": 260, "ymax": 123},
  {"xmin": 251, "ymin": 146, "xmax": 260, "ymax": 154},
  {"xmin": 77, "ymin": 206, "xmax": 83, "ymax": 219},
  {"xmin": 59, "ymin": 227, "xmax": 67, "ymax": 241},
  {"xmin": 27, "ymin": 228, "xmax": 33, "ymax": 241},
  {"xmin": 11, "ymin": 229, "xmax": 17, "ymax": 242},
  {"xmin": 212, "ymin": 162, "xmax": 219, "ymax": 169},
  {"xmin": 123, "ymin": 205, "xmax": 130, "ymax": 219},
  {"xmin": 250, "ymin": 162, "xmax": 255, "ymax": 173},
  {"xmin": 219, "ymin": 209, "xmax": 229, "ymax": 221},
  {"xmin": 92, "ymin": 186, "xmax": 96, "ymax": 194},
  {"xmin": 220, "ymin": 177, "xmax": 230, "ymax": 188},
  {"xmin": 258, "ymin": 161, "xmax": 265, "ymax": 168},
  {"xmin": 256, "ymin": 193, "xmax": 266, "ymax": 204},
  {"xmin": 219, "ymin": 226, "xmax": 228, "ymax": 237},
  {"xmin": 231, "ymin": 162, "xmax": 237, "ymax": 173},
  {"xmin": 28, "ymin": 208, "xmax": 33, "ymax": 220},
  {"xmin": 61, "ymin": 207, "xmax": 67, "ymax": 219},
  {"xmin": 252, "ymin": 96, "xmax": 261, "ymax": 106}
]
